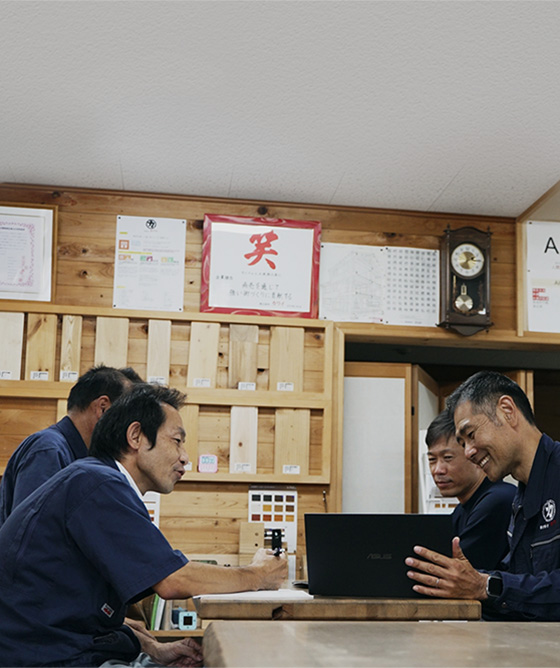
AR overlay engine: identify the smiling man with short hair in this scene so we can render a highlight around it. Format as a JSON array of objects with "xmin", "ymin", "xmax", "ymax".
[{"xmin": 407, "ymin": 371, "xmax": 560, "ymax": 621}]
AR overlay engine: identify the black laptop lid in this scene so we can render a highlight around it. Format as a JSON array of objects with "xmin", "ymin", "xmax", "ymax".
[{"xmin": 305, "ymin": 513, "xmax": 453, "ymax": 598}]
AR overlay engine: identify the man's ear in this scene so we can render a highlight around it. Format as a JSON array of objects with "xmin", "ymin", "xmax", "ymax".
[
  {"xmin": 497, "ymin": 395, "xmax": 518, "ymax": 426},
  {"xmin": 126, "ymin": 421, "xmax": 143, "ymax": 452},
  {"xmin": 93, "ymin": 395, "xmax": 111, "ymax": 419}
]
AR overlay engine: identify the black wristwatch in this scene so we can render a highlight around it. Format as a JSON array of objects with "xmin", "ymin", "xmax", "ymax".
[{"xmin": 486, "ymin": 574, "xmax": 504, "ymax": 599}]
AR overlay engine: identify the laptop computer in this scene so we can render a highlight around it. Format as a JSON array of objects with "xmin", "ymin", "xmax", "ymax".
[{"xmin": 305, "ymin": 513, "xmax": 453, "ymax": 598}]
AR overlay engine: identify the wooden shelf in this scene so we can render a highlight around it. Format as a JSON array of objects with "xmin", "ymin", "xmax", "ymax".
[
  {"xmin": 0, "ymin": 382, "xmax": 328, "ymax": 408},
  {"xmin": 339, "ymin": 322, "xmax": 560, "ymax": 351},
  {"xmin": 0, "ymin": 300, "xmax": 325, "ymax": 328},
  {"xmin": 0, "ymin": 380, "xmax": 71, "ymax": 398},
  {"xmin": 185, "ymin": 389, "xmax": 328, "ymax": 409},
  {"xmin": 177, "ymin": 472, "xmax": 330, "ymax": 484}
]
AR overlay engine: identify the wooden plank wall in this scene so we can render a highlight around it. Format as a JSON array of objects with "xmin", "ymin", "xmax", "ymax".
[
  {"xmin": 0, "ymin": 397, "xmax": 58, "ymax": 467},
  {"xmin": 0, "ymin": 184, "xmax": 516, "ymax": 334},
  {"xmin": 0, "ymin": 183, "xmax": 518, "ymax": 558},
  {"xmin": 0, "ymin": 308, "xmax": 331, "ymax": 556}
]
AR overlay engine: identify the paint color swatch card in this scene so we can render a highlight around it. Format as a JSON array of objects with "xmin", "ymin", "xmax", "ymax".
[{"xmin": 248, "ymin": 488, "xmax": 298, "ymax": 552}]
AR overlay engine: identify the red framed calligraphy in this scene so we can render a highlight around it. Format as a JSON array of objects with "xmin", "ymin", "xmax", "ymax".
[{"xmin": 200, "ymin": 214, "xmax": 321, "ymax": 318}]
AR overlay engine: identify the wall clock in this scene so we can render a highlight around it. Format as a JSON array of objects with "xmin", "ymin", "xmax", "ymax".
[{"xmin": 438, "ymin": 226, "xmax": 493, "ymax": 336}]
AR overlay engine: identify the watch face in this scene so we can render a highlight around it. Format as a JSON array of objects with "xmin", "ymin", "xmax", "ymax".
[
  {"xmin": 487, "ymin": 575, "xmax": 503, "ymax": 598},
  {"xmin": 451, "ymin": 243, "xmax": 485, "ymax": 278}
]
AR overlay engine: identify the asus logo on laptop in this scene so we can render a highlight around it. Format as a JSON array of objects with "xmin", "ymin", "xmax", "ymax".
[{"xmin": 367, "ymin": 553, "xmax": 392, "ymax": 560}]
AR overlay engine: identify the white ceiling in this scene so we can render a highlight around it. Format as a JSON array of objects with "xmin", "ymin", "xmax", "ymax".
[{"xmin": 2, "ymin": 1, "xmax": 560, "ymax": 218}]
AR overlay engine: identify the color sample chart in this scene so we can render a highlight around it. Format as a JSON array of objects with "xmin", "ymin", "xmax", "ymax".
[{"xmin": 248, "ymin": 489, "xmax": 298, "ymax": 552}]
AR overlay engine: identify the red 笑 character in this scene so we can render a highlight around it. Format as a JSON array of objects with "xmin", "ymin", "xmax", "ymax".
[{"xmin": 244, "ymin": 230, "xmax": 279, "ymax": 269}]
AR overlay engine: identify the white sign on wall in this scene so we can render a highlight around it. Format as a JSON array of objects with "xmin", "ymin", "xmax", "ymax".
[
  {"xmin": 525, "ymin": 220, "xmax": 560, "ymax": 333},
  {"xmin": 319, "ymin": 242, "xmax": 439, "ymax": 327},
  {"xmin": 113, "ymin": 215, "xmax": 186, "ymax": 312}
]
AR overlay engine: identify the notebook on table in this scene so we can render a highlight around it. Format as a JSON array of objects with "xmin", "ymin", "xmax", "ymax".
[{"xmin": 304, "ymin": 513, "xmax": 453, "ymax": 598}]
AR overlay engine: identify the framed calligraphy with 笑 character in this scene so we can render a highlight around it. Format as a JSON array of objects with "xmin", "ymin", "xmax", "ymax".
[{"xmin": 200, "ymin": 214, "xmax": 321, "ymax": 318}]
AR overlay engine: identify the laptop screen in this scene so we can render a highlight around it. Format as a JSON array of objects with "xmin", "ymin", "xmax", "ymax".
[{"xmin": 305, "ymin": 513, "xmax": 453, "ymax": 598}]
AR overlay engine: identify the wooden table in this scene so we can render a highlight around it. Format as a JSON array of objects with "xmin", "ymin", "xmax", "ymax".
[
  {"xmin": 203, "ymin": 620, "xmax": 560, "ymax": 667},
  {"xmin": 193, "ymin": 591, "xmax": 480, "ymax": 621}
]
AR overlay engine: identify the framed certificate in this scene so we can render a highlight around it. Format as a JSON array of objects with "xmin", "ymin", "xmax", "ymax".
[
  {"xmin": 201, "ymin": 214, "xmax": 321, "ymax": 318},
  {"xmin": 0, "ymin": 203, "xmax": 57, "ymax": 302}
]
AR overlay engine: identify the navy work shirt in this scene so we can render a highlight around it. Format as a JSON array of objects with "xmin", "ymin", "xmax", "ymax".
[
  {"xmin": 0, "ymin": 457, "xmax": 188, "ymax": 667},
  {"xmin": 484, "ymin": 433, "xmax": 560, "ymax": 620},
  {"xmin": 0, "ymin": 416, "xmax": 88, "ymax": 527},
  {"xmin": 452, "ymin": 477, "xmax": 516, "ymax": 570}
]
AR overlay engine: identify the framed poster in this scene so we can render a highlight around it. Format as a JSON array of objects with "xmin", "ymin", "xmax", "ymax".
[
  {"xmin": 0, "ymin": 204, "xmax": 57, "ymax": 302},
  {"xmin": 201, "ymin": 214, "xmax": 321, "ymax": 318},
  {"xmin": 113, "ymin": 215, "xmax": 186, "ymax": 312},
  {"xmin": 525, "ymin": 220, "xmax": 560, "ymax": 333}
]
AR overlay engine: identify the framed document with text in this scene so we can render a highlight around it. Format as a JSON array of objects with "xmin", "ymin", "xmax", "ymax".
[
  {"xmin": 201, "ymin": 214, "xmax": 321, "ymax": 318},
  {"xmin": 0, "ymin": 204, "xmax": 57, "ymax": 302},
  {"xmin": 525, "ymin": 220, "xmax": 560, "ymax": 333}
]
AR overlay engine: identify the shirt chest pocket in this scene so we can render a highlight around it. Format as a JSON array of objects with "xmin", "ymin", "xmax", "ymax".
[{"xmin": 531, "ymin": 532, "xmax": 560, "ymax": 572}]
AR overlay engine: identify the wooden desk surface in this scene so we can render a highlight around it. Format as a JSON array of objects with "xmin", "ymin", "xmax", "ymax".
[
  {"xmin": 194, "ymin": 592, "xmax": 480, "ymax": 621},
  {"xmin": 204, "ymin": 620, "xmax": 560, "ymax": 667}
]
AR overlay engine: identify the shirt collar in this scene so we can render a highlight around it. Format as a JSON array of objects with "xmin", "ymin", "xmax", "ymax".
[
  {"xmin": 115, "ymin": 460, "xmax": 144, "ymax": 500},
  {"xmin": 460, "ymin": 476, "xmax": 491, "ymax": 511},
  {"xmin": 521, "ymin": 433, "xmax": 553, "ymax": 518},
  {"xmin": 57, "ymin": 416, "xmax": 88, "ymax": 459}
]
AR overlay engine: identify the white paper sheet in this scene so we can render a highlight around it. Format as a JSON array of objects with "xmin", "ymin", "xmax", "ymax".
[
  {"xmin": 319, "ymin": 242, "xmax": 439, "ymax": 326},
  {"xmin": 194, "ymin": 588, "xmax": 313, "ymax": 602},
  {"xmin": 113, "ymin": 215, "xmax": 186, "ymax": 312}
]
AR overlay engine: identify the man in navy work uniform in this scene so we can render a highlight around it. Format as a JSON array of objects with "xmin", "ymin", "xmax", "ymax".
[
  {"xmin": 0, "ymin": 364, "xmax": 134, "ymax": 527},
  {"xmin": 407, "ymin": 371, "xmax": 560, "ymax": 620},
  {"xmin": 0, "ymin": 383, "xmax": 287, "ymax": 667},
  {"xmin": 426, "ymin": 409, "xmax": 516, "ymax": 570}
]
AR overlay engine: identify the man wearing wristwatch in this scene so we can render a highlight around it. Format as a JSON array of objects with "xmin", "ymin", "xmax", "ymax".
[{"xmin": 406, "ymin": 371, "xmax": 560, "ymax": 621}]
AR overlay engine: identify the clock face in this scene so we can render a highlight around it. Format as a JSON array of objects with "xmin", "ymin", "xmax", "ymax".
[{"xmin": 450, "ymin": 243, "xmax": 485, "ymax": 278}]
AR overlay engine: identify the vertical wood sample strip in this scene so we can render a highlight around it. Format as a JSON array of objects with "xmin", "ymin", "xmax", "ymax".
[
  {"xmin": 25, "ymin": 313, "xmax": 57, "ymax": 381},
  {"xmin": 56, "ymin": 399, "xmax": 67, "ymax": 421},
  {"xmin": 274, "ymin": 408, "xmax": 310, "ymax": 476},
  {"xmin": 228, "ymin": 324, "xmax": 258, "ymax": 388},
  {"xmin": 0, "ymin": 312, "xmax": 24, "ymax": 380},
  {"xmin": 268, "ymin": 326, "xmax": 304, "ymax": 391},
  {"xmin": 269, "ymin": 326, "xmax": 308, "ymax": 475},
  {"xmin": 181, "ymin": 404, "xmax": 199, "ymax": 470},
  {"xmin": 60, "ymin": 315, "xmax": 82, "ymax": 381},
  {"xmin": 229, "ymin": 406, "xmax": 258, "ymax": 474},
  {"xmin": 186, "ymin": 322, "xmax": 220, "ymax": 388},
  {"xmin": 94, "ymin": 317, "xmax": 129, "ymax": 367},
  {"xmin": 147, "ymin": 319, "xmax": 171, "ymax": 384}
]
